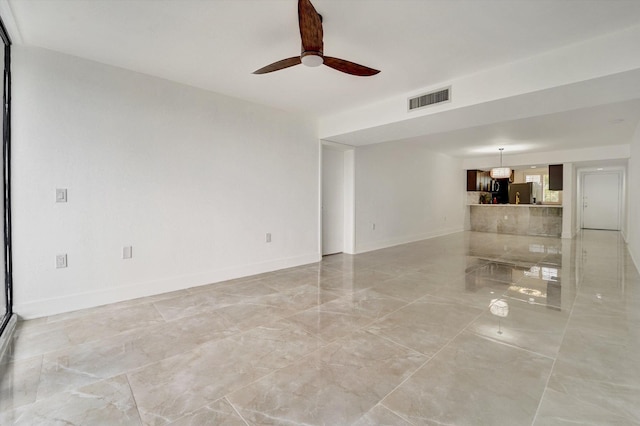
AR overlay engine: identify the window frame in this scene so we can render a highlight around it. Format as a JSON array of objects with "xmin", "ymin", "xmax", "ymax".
[{"xmin": 0, "ymin": 14, "xmax": 12, "ymax": 339}]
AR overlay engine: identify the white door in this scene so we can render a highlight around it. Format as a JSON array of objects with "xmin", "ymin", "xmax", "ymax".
[
  {"xmin": 582, "ymin": 172, "xmax": 620, "ymax": 230},
  {"xmin": 322, "ymin": 147, "xmax": 344, "ymax": 255}
]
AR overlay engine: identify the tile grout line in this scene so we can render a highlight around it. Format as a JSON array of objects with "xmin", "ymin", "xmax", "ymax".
[
  {"xmin": 529, "ymin": 266, "xmax": 581, "ymax": 425},
  {"xmin": 213, "ymin": 287, "xmax": 453, "ymax": 424},
  {"xmin": 360, "ymin": 403, "xmax": 419, "ymax": 426},
  {"xmin": 8, "ymin": 232, "xmax": 634, "ymax": 424},
  {"xmin": 217, "ymin": 325, "xmax": 338, "ymax": 411},
  {"xmin": 123, "ymin": 373, "xmax": 145, "ymax": 425},
  {"xmin": 343, "ymin": 262, "xmax": 556, "ymax": 422},
  {"xmin": 225, "ymin": 396, "xmax": 251, "ymax": 426},
  {"xmin": 31, "ymin": 354, "xmax": 45, "ymax": 404},
  {"xmin": 363, "ymin": 328, "xmax": 432, "ymax": 359},
  {"xmin": 370, "ymin": 306, "xmax": 488, "ymax": 422}
]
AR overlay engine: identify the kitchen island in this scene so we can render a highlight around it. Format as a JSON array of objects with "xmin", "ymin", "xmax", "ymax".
[{"xmin": 469, "ymin": 204, "xmax": 562, "ymax": 237}]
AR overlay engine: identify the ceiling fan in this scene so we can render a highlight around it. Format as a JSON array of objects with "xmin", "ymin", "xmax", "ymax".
[{"xmin": 253, "ymin": 0, "xmax": 380, "ymax": 77}]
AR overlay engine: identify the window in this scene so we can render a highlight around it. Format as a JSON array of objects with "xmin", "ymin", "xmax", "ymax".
[
  {"xmin": 0, "ymin": 15, "xmax": 11, "ymax": 339},
  {"xmin": 525, "ymin": 173, "xmax": 561, "ymax": 204},
  {"xmin": 543, "ymin": 175, "xmax": 561, "ymax": 204},
  {"xmin": 525, "ymin": 175, "xmax": 541, "ymax": 184}
]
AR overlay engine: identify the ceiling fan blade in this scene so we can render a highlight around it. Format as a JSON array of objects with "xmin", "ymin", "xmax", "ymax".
[
  {"xmin": 298, "ymin": 0, "xmax": 323, "ymax": 53},
  {"xmin": 323, "ymin": 57, "xmax": 380, "ymax": 77},
  {"xmin": 253, "ymin": 57, "xmax": 302, "ymax": 74}
]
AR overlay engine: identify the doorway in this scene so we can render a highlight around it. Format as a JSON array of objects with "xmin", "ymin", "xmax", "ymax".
[
  {"xmin": 581, "ymin": 171, "xmax": 621, "ymax": 230},
  {"xmin": 322, "ymin": 146, "xmax": 344, "ymax": 255},
  {"xmin": 321, "ymin": 144, "xmax": 354, "ymax": 256}
]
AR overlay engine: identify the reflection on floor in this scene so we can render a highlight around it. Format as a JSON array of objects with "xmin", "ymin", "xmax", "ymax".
[{"xmin": 1, "ymin": 230, "xmax": 639, "ymax": 425}]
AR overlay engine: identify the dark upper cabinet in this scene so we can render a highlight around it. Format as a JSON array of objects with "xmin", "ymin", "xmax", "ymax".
[
  {"xmin": 467, "ymin": 170, "xmax": 492, "ymax": 191},
  {"xmin": 549, "ymin": 164, "xmax": 563, "ymax": 191},
  {"xmin": 467, "ymin": 170, "xmax": 480, "ymax": 191}
]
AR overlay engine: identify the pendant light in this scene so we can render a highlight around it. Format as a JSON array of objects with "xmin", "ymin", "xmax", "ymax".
[{"xmin": 490, "ymin": 148, "xmax": 511, "ymax": 179}]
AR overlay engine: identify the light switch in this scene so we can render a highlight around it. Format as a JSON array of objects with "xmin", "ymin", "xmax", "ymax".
[
  {"xmin": 123, "ymin": 246, "xmax": 133, "ymax": 259},
  {"xmin": 56, "ymin": 188, "xmax": 67, "ymax": 203}
]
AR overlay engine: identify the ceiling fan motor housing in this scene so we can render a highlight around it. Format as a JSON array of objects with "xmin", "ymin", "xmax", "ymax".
[{"xmin": 301, "ymin": 50, "xmax": 324, "ymax": 67}]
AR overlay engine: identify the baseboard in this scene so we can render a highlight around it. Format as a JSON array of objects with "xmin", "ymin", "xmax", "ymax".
[
  {"xmin": 14, "ymin": 253, "xmax": 321, "ymax": 319},
  {"xmin": 355, "ymin": 227, "xmax": 464, "ymax": 254}
]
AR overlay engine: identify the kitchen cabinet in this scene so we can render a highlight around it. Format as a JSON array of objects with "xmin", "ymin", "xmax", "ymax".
[
  {"xmin": 467, "ymin": 170, "xmax": 493, "ymax": 192},
  {"xmin": 549, "ymin": 164, "xmax": 563, "ymax": 190},
  {"xmin": 467, "ymin": 170, "xmax": 481, "ymax": 191}
]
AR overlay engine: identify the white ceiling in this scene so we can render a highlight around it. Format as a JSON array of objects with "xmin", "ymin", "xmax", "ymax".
[
  {"xmin": 390, "ymin": 100, "xmax": 640, "ymax": 158},
  {"xmin": 4, "ymin": 0, "xmax": 640, "ymax": 159}
]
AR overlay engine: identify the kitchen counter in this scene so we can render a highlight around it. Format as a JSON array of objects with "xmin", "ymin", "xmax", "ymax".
[
  {"xmin": 469, "ymin": 204, "xmax": 561, "ymax": 207},
  {"xmin": 469, "ymin": 204, "xmax": 562, "ymax": 237}
]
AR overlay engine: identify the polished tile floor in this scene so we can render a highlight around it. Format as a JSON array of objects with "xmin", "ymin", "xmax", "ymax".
[{"xmin": 1, "ymin": 230, "xmax": 639, "ymax": 425}]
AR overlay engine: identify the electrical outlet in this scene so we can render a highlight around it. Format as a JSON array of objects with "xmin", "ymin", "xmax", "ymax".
[
  {"xmin": 123, "ymin": 246, "xmax": 133, "ymax": 259},
  {"xmin": 266, "ymin": 233, "xmax": 272, "ymax": 243},
  {"xmin": 372, "ymin": 223, "xmax": 376, "ymax": 230},
  {"xmin": 56, "ymin": 188, "xmax": 68, "ymax": 203},
  {"xmin": 56, "ymin": 254, "xmax": 67, "ymax": 269}
]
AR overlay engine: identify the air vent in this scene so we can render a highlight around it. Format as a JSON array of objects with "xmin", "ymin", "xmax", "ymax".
[{"xmin": 408, "ymin": 87, "xmax": 451, "ymax": 111}]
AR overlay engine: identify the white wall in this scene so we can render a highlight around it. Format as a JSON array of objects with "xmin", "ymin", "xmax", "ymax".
[
  {"xmin": 570, "ymin": 163, "xmax": 579, "ymax": 237},
  {"xmin": 561, "ymin": 163, "xmax": 576, "ymax": 239},
  {"xmin": 354, "ymin": 141, "xmax": 464, "ymax": 253},
  {"xmin": 627, "ymin": 122, "xmax": 640, "ymax": 268},
  {"xmin": 12, "ymin": 46, "xmax": 320, "ymax": 318}
]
